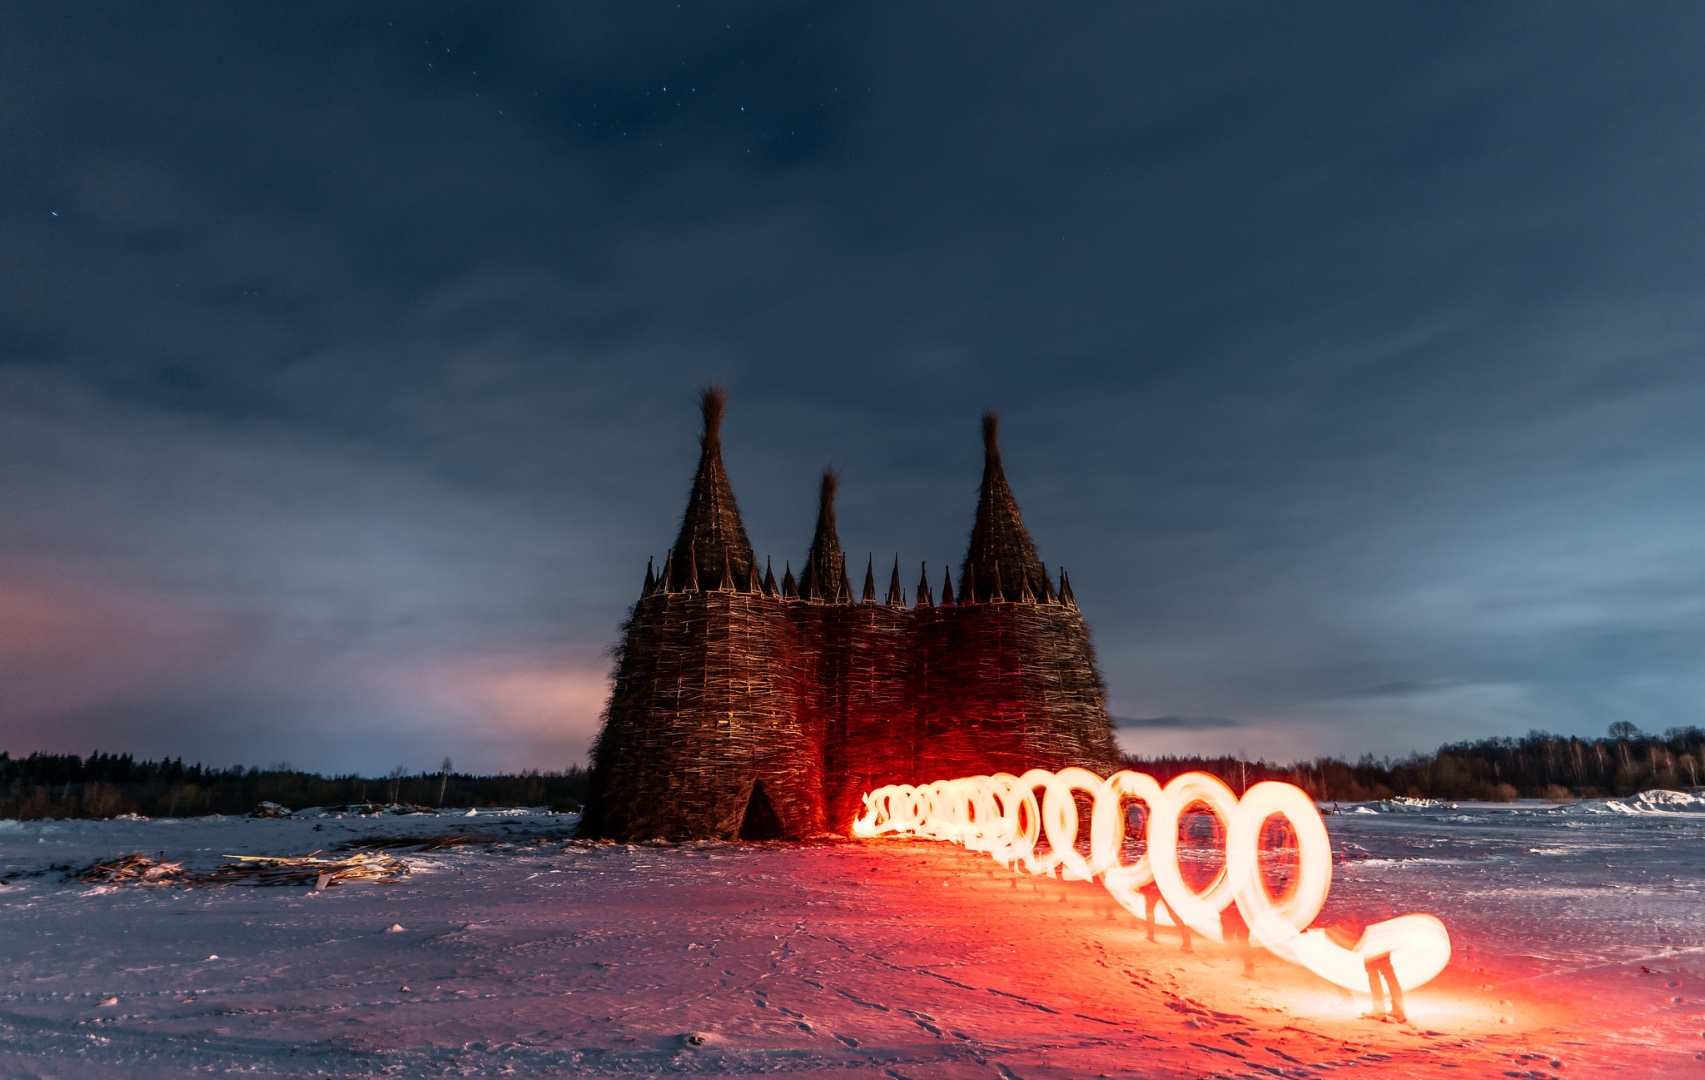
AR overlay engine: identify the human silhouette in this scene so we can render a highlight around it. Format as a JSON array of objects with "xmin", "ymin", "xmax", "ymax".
[
  {"xmin": 1139, "ymin": 881, "xmax": 1192, "ymax": 952},
  {"xmin": 1325, "ymin": 919, "xmax": 1406, "ymax": 1022},
  {"xmin": 1219, "ymin": 904, "xmax": 1255, "ymax": 977}
]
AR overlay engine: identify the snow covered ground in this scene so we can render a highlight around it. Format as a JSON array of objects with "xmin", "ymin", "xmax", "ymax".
[{"xmin": 1, "ymin": 795, "xmax": 1702, "ymax": 1077}]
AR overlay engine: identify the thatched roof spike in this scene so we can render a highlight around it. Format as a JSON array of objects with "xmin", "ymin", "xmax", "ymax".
[
  {"xmin": 886, "ymin": 555, "xmax": 904, "ymax": 607},
  {"xmin": 762, "ymin": 557, "xmax": 778, "ymax": 597},
  {"xmin": 990, "ymin": 561, "xmax": 1006, "ymax": 603},
  {"xmin": 802, "ymin": 468, "xmax": 847, "ymax": 604},
  {"xmin": 959, "ymin": 410, "xmax": 1050, "ymax": 608},
  {"xmin": 781, "ymin": 562, "xmax": 799, "ymax": 600},
  {"xmin": 702, "ymin": 386, "xmax": 725, "ymax": 449},
  {"xmin": 668, "ymin": 386, "xmax": 757, "ymax": 591},
  {"xmin": 684, "ymin": 543, "xmax": 701, "ymax": 592},
  {"xmin": 657, "ymin": 549, "xmax": 675, "ymax": 595},
  {"xmin": 861, "ymin": 555, "xmax": 877, "ymax": 603},
  {"xmin": 1042, "ymin": 569, "xmax": 1059, "ymax": 604},
  {"xmin": 747, "ymin": 559, "xmax": 763, "ymax": 594},
  {"xmin": 915, "ymin": 561, "xmax": 934, "ymax": 609},
  {"xmin": 1018, "ymin": 567, "xmax": 1037, "ymax": 603},
  {"xmin": 940, "ymin": 565, "xmax": 956, "ymax": 607},
  {"xmin": 1060, "ymin": 567, "xmax": 1077, "ymax": 609},
  {"xmin": 642, "ymin": 557, "xmax": 656, "ymax": 597},
  {"xmin": 718, "ymin": 549, "xmax": 735, "ymax": 592}
]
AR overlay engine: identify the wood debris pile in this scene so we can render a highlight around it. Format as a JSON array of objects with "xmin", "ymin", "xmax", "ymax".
[
  {"xmin": 78, "ymin": 853, "xmax": 189, "ymax": 885},
  {"xmin": 206, "ymin": 851, "xmax": 410, "ymax": 887},
  {"xmin": 74, "ymin": 850, "xmax": 409, "ymax": 888}
]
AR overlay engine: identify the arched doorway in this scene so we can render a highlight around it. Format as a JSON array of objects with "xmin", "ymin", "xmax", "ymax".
[{"xmin": 738, "ymin": 780, "xmax": 784, "ymax": 840}]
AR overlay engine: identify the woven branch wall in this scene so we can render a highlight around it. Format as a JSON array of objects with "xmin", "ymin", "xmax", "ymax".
[{"xmin": 585, "ymin": 586, "xmax": 1121, "ymax": 841}]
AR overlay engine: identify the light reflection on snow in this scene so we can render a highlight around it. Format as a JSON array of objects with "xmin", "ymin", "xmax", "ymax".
[{"xmin": 853, "ymin": 770, "xmax": 1451, "ymax": 999}]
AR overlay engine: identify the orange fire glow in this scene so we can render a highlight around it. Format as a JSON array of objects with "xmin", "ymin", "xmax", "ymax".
[{"xmin": 852, "ymin": 769, "xmax": 1452, "ymax": 994}]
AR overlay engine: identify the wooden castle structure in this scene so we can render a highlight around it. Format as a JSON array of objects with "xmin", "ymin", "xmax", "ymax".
[{"xmin": 582, "ymin": 389, "xmax": 1121, "ymax": 840}]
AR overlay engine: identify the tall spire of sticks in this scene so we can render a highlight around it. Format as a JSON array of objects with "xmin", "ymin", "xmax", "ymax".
[
  {"xmin": 668, "ymin": 387, "xmax": 757, "ymax": 592},
  {"xmin": 802, "ymin": 469, "xmax": 847, "ymax": 603},
  {"xmin": 959, "ymin": 412, "xmax": 1050, "ymax": 604}
]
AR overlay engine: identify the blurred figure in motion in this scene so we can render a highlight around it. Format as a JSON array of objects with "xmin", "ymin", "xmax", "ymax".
[
  {"xmin": 1362, "ymin": 950, "xmax": 1405, "ymax": 1023},
  {"xmin": 1139, "ymin": 881, "xmax": 1192, "ymax": 952},
  {"xmin": 1325, "ymin": 918, "xmax": 1407, "ymax": 1022},
  {"xmin": 1219, "ymin": 904, "xmax": 1256, "ymax": 977}
]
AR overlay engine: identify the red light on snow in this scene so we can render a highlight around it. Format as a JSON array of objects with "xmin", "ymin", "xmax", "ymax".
[{"xmin": 853, "ymin": 769, "xmax": 1452, "ymax": 995}]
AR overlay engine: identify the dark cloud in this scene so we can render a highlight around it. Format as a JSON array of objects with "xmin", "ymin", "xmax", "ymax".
[{"xmin": 4, "ymin": 4, "xmax": 1705, "ymax": 772}]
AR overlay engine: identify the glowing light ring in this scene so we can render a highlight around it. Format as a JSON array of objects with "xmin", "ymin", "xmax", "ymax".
[
  {"xmin": 1145, "ymin": 771, "xmax": 1243, "ymax": 939},
  {"xmin": 1099, "ymin": 769, "xmax": 1169, "ymax": 922},
  {"xmin": 1043, "ymin": 768, "xmax": 1105, "ymax": 882},
  {"xmin": 1228, "ymin": 781, "xmax": 1332, "ymax": 933},
  {"xmin": 852, "ymin": 769, "xmax": 1452, "ymax": 993}
]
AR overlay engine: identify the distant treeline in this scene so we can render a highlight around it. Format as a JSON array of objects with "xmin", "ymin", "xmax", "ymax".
[
  {"xmin": 0, "ymin": 752, "xmax": 589, "ymax": 820},
  {"xmin": 1124, "ymin": 723, "xmax": 1705, "ymax": 803},
  {"xmin": 4, "ymin": 724, "xmax": 1702, "ymax": 819}
]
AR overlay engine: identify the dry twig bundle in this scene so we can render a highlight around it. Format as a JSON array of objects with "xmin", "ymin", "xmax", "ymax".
[
  {"xmin": 78, "ymin": 853, "xmax": 189, "ymax": 885},
  {"xmin": 206, "ymin": 851, "xmax": 410, "ymax": 887}
]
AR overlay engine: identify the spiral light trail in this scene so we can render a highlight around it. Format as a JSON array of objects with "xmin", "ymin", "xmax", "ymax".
[{"xmin": 851, "ymin": 769, "xmax": 1452, "ymax": 993}]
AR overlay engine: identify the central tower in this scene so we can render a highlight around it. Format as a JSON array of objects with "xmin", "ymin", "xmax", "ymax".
[{"xmin": 583, "ymin": 389, "xmax": 1120, "ymax": 841}]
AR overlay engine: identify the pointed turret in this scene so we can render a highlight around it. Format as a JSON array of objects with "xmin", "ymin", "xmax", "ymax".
[
  {"xmin": 642, "ymin": 557, "xmax": 656, "ymax": 597},
  {"xmin": 915, "ymin": 561, "xmax": 934, "ymax": 609},
  {"xmin": 802, "ymin": 469, "xmax": 846, "ymax": 603},
  {"xmin": 747, "ymin": 560, "xmax": 763, "ymax": 594},
  {"xmin": 684, "ymin": 542, "xmax": 700, "ymax": 592},
  {"xmin": 886, "ymin": 556, "xmax": 905, "ymax": 607},
  {"xmin": 781, "ymin": 562, "xmax": 799, "ymax": 600},
  {"xmin": 990, "ymin": 562, "xmax": 1006, "ymax": 603},
  {"xmin": 861, "ymin": 556, "xmax": 877, "ymax": 603},
  {"xmin": 959, "ymin": 412, "xmax": 1050, "ymax": 604},
  {"xmin": 1059, "ymin": 567, "xmax": 1077, "ymax": 609},
  {"xmin": 657, "ymin": 549, "xmax": 675, "ymax": 595},
  {"xmin": 762, "ymin": 557, "xmax": 778, "ymax": 597},
  {"xmin": 718, "ymin": 550, "xmax": 735, "ymax": 592},
  {"xmin": 668, "ymin": 387, "xmax": 757, "ymax": 592},
  {"xmin": 1018, "ymin": 567, "xmax": 1037, "ymax": 603},
  {"xmin": 940, "ymin": 565, "xmax": 956, "ymax": 607}
]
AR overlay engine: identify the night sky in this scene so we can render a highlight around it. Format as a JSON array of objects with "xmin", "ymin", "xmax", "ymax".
[{"xmin": 5, "ymin": 4, "xmax": 1705, "ymax": 775}]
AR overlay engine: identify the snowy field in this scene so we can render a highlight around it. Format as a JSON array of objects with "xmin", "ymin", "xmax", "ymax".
[{"xmin": 1, "ymin": 795, "xmax": 1702, "ymax": 1078}]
